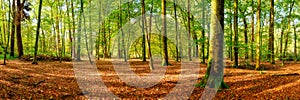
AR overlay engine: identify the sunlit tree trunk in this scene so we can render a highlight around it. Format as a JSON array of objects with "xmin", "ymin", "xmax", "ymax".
[
  {"xmin": 255, "ymin": 0, "xmax": 261, "ymax": 69},
  {"xmin": 162, "ymin": 0, "xmax": 169, "ymax": 66},
  {"xmin": 197, "ymin": 0, "xmax": 228, "ymax": 89}
]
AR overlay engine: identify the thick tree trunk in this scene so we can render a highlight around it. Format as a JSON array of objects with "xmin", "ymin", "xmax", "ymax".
[
  {"xmin": 197, "ymin": 0, "xmax": 228, "ymax": 90},
  {"xmin": 269, "ymin": 0, "xmax": 275, "ymax": 64},
  {"xmin": 16, "ymin": 0, "xmax": 24, "ymax": 58},
  {"xmin": 162, "ymin": 0, "xmax": 169, "ymax": 66}
]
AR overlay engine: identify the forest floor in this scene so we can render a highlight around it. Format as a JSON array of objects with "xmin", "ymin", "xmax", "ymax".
[{"xmin": 0, "ymin": 59, "xmax": 300, "ymax": 99}]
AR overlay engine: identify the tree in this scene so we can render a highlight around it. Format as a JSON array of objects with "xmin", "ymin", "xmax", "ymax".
[
  {"xmin": 233, "ymin": 0, "xmax": 239, "ymax": 67},
  {"xmin": 174, "ymin": 0, "xmax": 179, "ymax": 62},
  {"xmin": 255, "ymin": 0, "xmax": 261, "ymax": 69},
  {"xmin": 10, "ymin": 0, "xmax": 16, "ymax": 57},
  {"xmin": 161, "ymin": 0, "xmax": 169, "ymax": 66},
  {"xmin": 16, "ymin": 0, "xmax": 24, "ymax": 58},
  {"xmin": 197, "ymin": 0, "xmax": 228, "ymax": 89},
  {"xmin": 3, "ymin": 0, "xmax": 11, "ymax": 65},
  {"xmin": 187, "ymin": 0, "xmax": 192, "ymax": 61},
  {"xmin": 141, "ymin": 0, "xmax": 146, "ymax": 62},
  {"xmin": 32, "ymin": 0, "xmax": 43, "ymax": 64},
  {"xmin": 269, "ymin": 0, "xmax": 275, "ymax": 64}
]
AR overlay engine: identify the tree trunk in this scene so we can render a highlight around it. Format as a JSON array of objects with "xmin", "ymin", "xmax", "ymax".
[
  {"xmin": 197, "ymin": 0, "xmax": 228, "ymax": 90},
  {"xmin": 187, "ymin": 0, "xmax": 192, "ymax": 61},
  {"xmin": 162, "ymin": 0, "xmax": 169, "ymax": 66},
  {"xmin": 146, "ymin": 0, "xmax": 154, "ymax": 70},
  {"xmin": 255, "ymin": 0, "xmax": 261, "ymax": 69},
  {"xmin": 294, "ymin": 22, "xmax": 297, "ymax": 63},
  {"xmin": 251, "ymin": 0, "xmax": 255, "ymax": 62},
  {"xmin": 269, "ymin": 0, "xmax": 275, "ymax": 64},
  {"xmin": 233, "ymin": 0, "xmax": 239, "ymax": 67},
  {"xmin": 201, "ymin": 0, "xmax": 206, "ymax": 64},
  {"xmin": 3, "ymin": 0, "xmax": 11, "ymax": 65},
  {"xmin": 16, "ymin": 0, "xmax": 24, "ymax": 58},
  {"xmin": 10, "ymin": 0, "xmax": 16, "ymax": 57},
  {"xmin": 32, "ymin": 0, "xmax": 43, "ymax": 64},
  {"xmin": 76, "ymin": 0, "xmax": 83, "ymax": 61},
  {"xmin": 141, "ymin": 0, "xmax": 146, "ymax": 62},
  {"xmin": 282, "ymin": 0, "xmax": 295, "ymax": 64},
  {"xmin": 174, "ymin": 0, "xmax": 179, "ymax": 62}
]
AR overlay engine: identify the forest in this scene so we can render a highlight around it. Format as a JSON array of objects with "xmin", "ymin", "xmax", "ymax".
[{"xmin": 0, "ymin": 0, "xmax": 299, "ymax": 99}]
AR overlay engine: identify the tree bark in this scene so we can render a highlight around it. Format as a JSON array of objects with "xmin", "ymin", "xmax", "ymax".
[
  {"xmin": 162, "ymin": 0, "xmax": 169, "ymax": 66},
  {"xmin": 32, "ymin": 0, "xmax": 43, "ymax": 64},
  {"xmin": 255, "ymin": 0, "xmax": 261, "ymax": 69},
  {"xmin": 233, "ymin": 0, "xmax": 239, "ymax": 67},
  {"xmin": 269, "ymin": 0, "xmax": 275, "ymax": 64}
]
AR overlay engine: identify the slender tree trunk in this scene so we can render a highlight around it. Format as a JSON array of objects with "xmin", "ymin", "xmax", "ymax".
[
  {"xmin": 71, "ymin": 0, "xmax": 76, "ymax": 59},
  {"xmin": 242, "ymin": 12, "xmax": 248, "ymax": 60},
  {"xmin": 174, "ymin": 0, "xmax": 179, "ymax": 62},
  {"xmin": 187, "ymin": 0, "xmax": 192, "ymax": 61},
  {"xmin": 255, "ymin": 0, "xmax": 261, "ymax": 69},
  {"xmin": 32, "ymin": 0, "xmax": 43, "ymax": 64},
  {"xmin": 146, "ymin": 0, "xmax": 154, "ymax": 70},
  {"xmin": 251, "ymin": 0, "xmax": 255, "ymax": 62},
  {"xmin": 82, "ymin": 1, "xmax": 92, "ymax": 64},
  {"xmin": 10, "ymin": 0, "xmax": 16, "ymax": 57},
  {"xmin": 201, "ymin": 0, "xmax": 206, "ymax": 64},
  {"xmin": 269, "ymin": 0, "xmax": 275, "ymax": 64},
  {"xmin": 141, "ymin": 0, "xmax": 146, "ymax": 62},
  {"xmin": 283, "ymin": 0, "xmax": 295, "ymax": 64},
  {"xmin": 233, "ymin": 0, "xmax": 239, "ymax": 67},
  {"xmin": 66, "ymin": 0, "xmax": 72, "ymax": 57},
  {"xmin": 3, "ymin": 0, "xmax": 11, "ymax": 65},
  {"xmin": 294, "ymin": 22, "xmax": 297, "ymax": 63},
  {"xmin": 162, "ymin": 0, "xmax": 169, "ymax": 66}
]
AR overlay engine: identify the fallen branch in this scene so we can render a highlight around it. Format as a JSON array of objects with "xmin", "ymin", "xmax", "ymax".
[{"xmin": 271, "ymin": 73, "xmax": 300, "ymax": 76}]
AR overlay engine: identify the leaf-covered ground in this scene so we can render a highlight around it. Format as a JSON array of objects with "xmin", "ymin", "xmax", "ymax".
[{"xmin": 0, "ymin": 59, "xmax": 299, "ymax": 99}]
